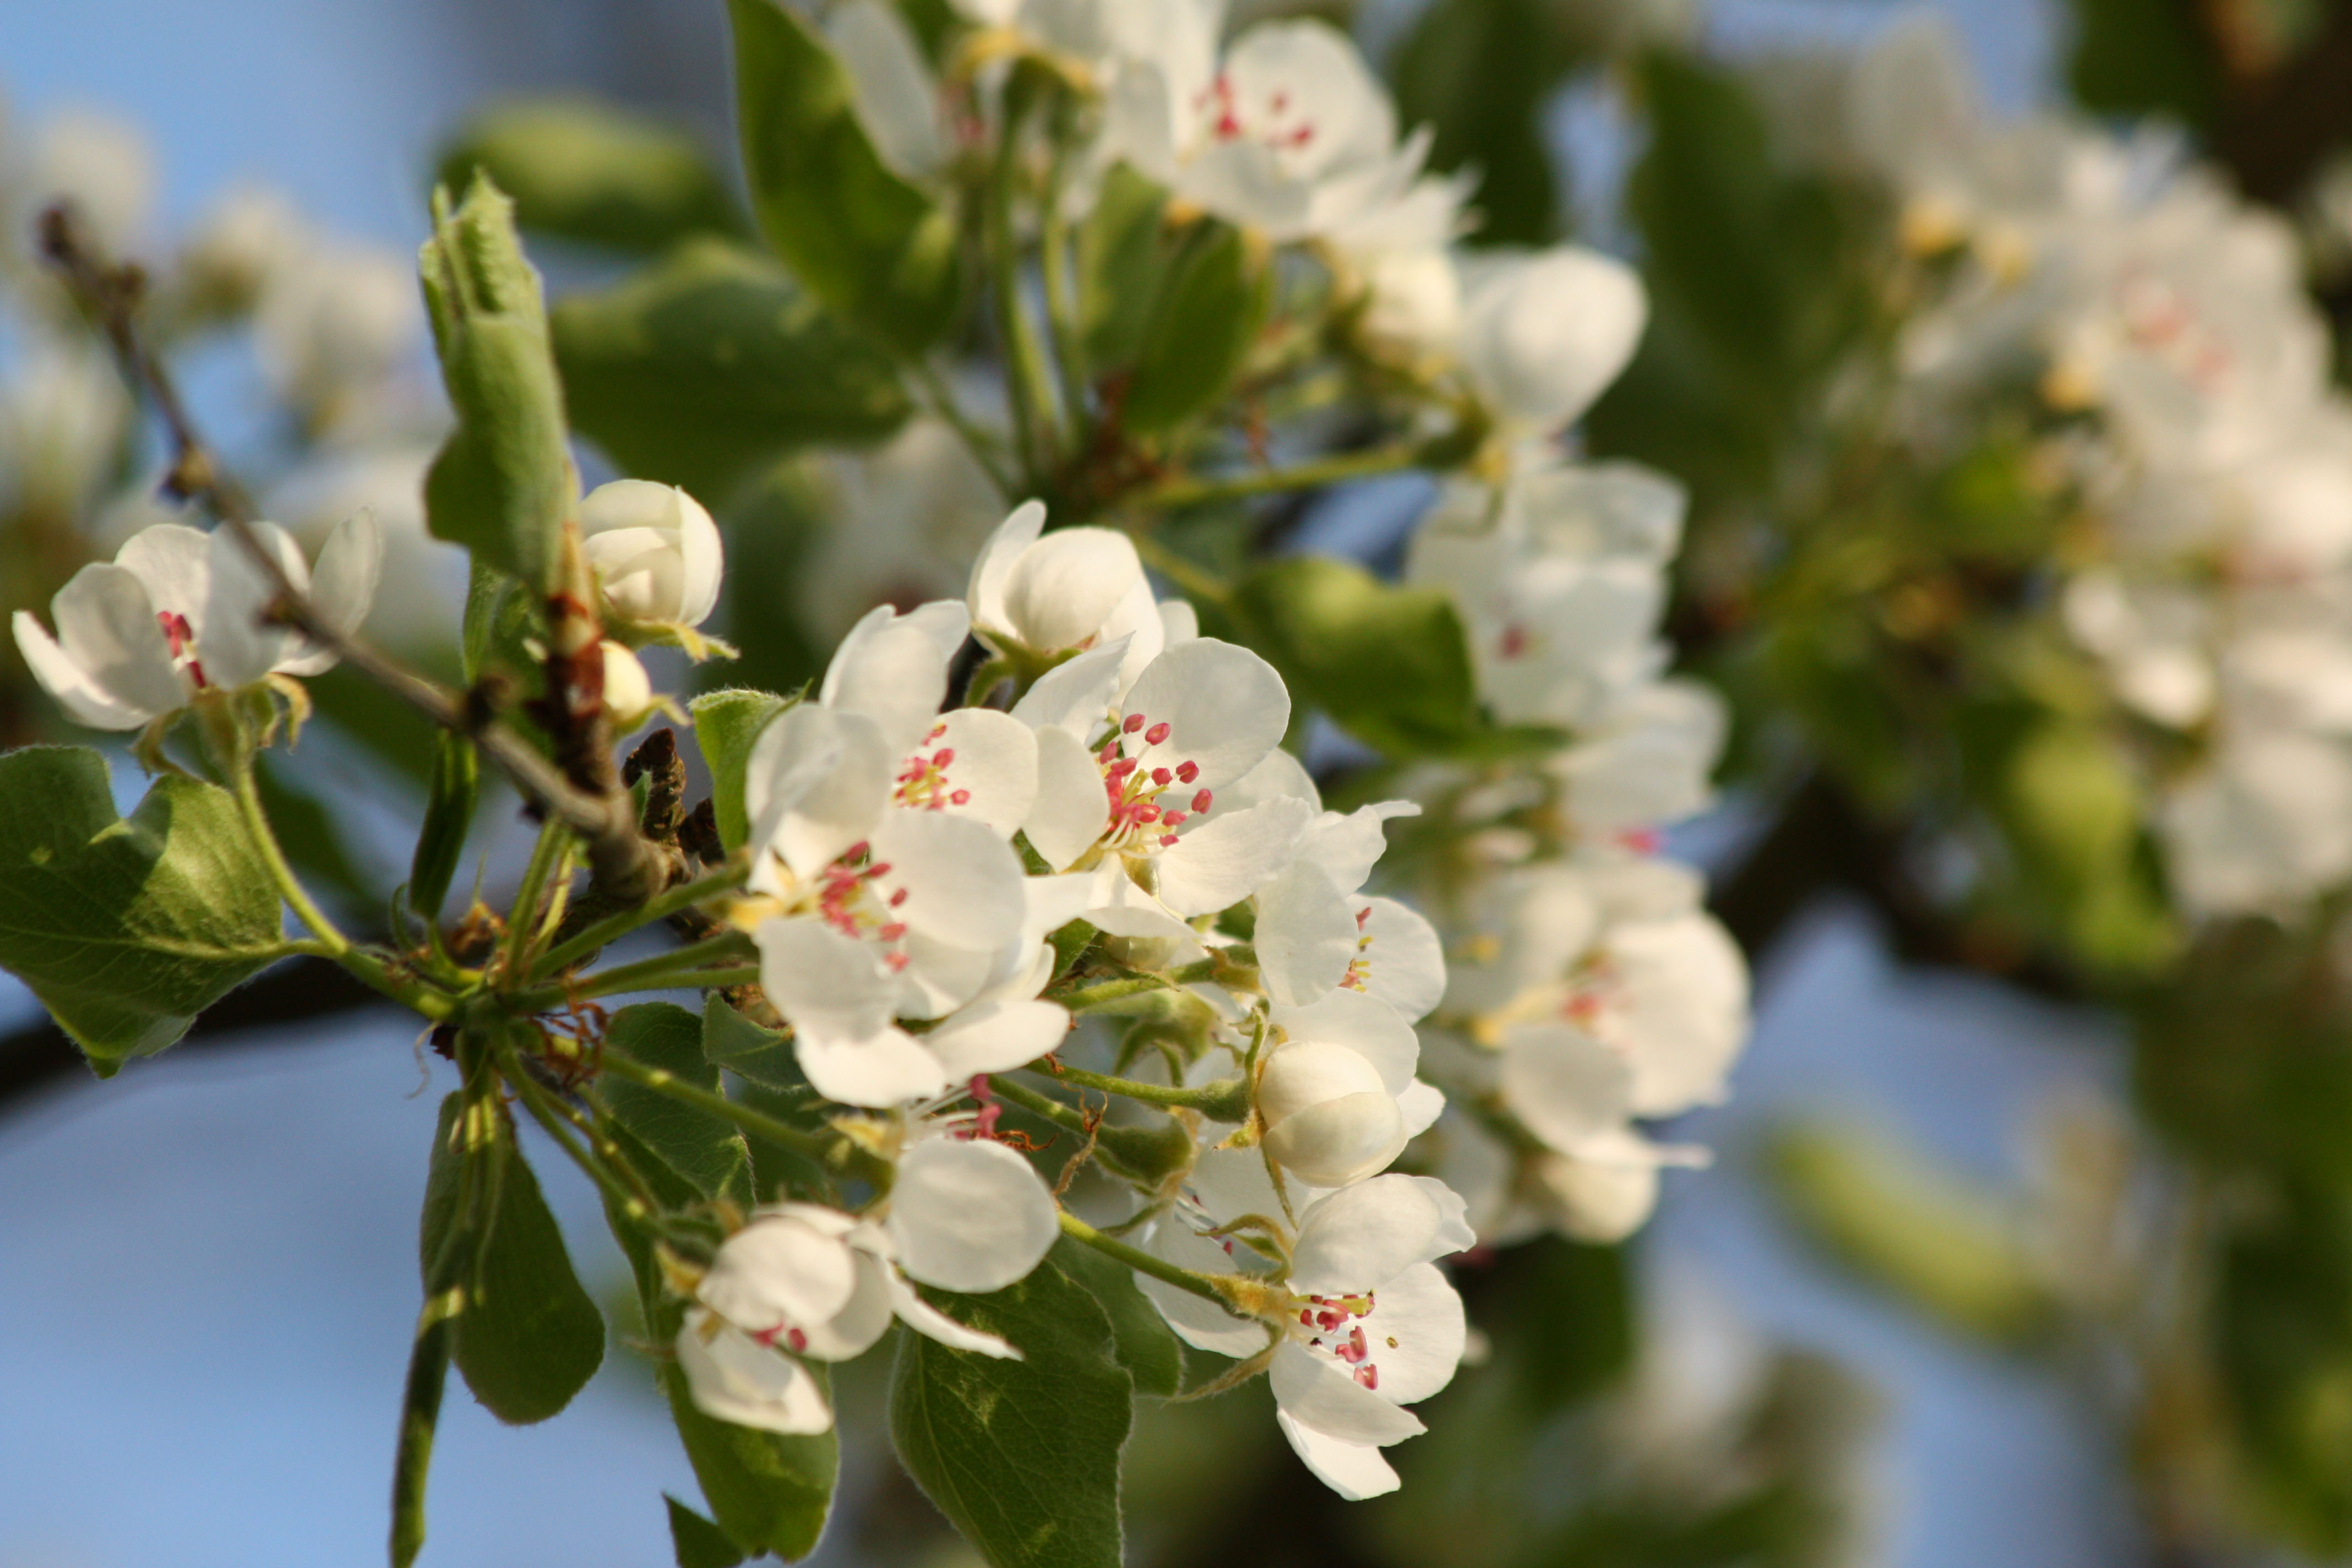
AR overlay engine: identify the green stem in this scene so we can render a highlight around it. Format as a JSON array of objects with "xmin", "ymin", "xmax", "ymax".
[
  {"xmin": 597, "ymin": 1046, "xmax": 847, "ymax": 1170},
  {"xmin": 507, "ymin": 933, "xmax": 755, "ymax": 1011},
  {"xmin": 230, "ymin": 748, "xmax": 350, "ymax": 955},
  {"xmin": 531, "ymin": 861, "xmax": 750, "ymax": 979},
  {"xmin": 1139, "ymin": 442, "xmax": 1430, "ymax": 511},
  {"xmin": 1059, "ymin": 1210, "xmax": 1229, "ymax": 1305},
  {"xmin": 988, "ymin": 1072, "xmax": 1095, "ymax": 1135},
  {"xmin": 502, "ymin": 1050, "xmax": 660, "ymax": 1229},
  {"xmin": 500, "ymin": 816, "xmax": 570, "ymax": 979},
  {"xmin": 1035, "ymin": 1062, "xmax": 1249, "ymax": 1118},
  {"xmin": 1039, "ymin": 134, "xmax": 1090, "ymax": 444},
  {"xmin": 989, "ymin": 87, "xmax": 1061, "ymax": 484},
  {"xmin": 1050, "ymin": 972, "xmax": 1174, "ymax": 1011},
  {"xmin": 911, "ymin": 361, "xmax": 1016, "ymax": 498}
]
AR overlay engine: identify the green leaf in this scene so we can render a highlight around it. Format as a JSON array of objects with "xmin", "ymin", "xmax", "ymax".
[
  {"xmin": 437, "ymin": 96, "xmax": 747, "ymax": 254},
  {"xmin": 703, "ymin": 992, "xmax": 805, "ymax": 1093},
  {"xmin": 1076, "ymin": 164, "xmax": 1173, "ymax": 374},
  {"xmin": 421, "ymin": 173, "xmax": 576, "ymax": 596},
  {"xmin": 0, "ymin": 747, "xmax": 286, "ymax": 1073},
  {"xmin": 1048, "ymin": 1235, "xmax": 1182, "ymax": 1399},
  {"xmin": 690, "ymin": 688, "xmax": 792, "ymax": 850},
  {"xmin": 1389, "ymin": 0, "xmax": 1582, "ymax": 245},
  {"xmin": 389, "ymin": 1274, "xmax": 454, "ymax": 1568},
  {"xmin": 666, "ymin": 1494, "xmax": 748, "ymax": 1568},
  {"xmin": 1991, "ymin": 716, "xmax": 2176, "ymax": 972},
  {"xmin": 889, "ymin": 1258, "xmax": 1133, "ymax": 1568},
  {"xmin": 419, "ymin": 1089, "xmax": 606, "ymax": 1424},
  {"xmin": 1121, "ymin": 220, "xmax": 1267, "ymax": 438},
  {"xmin": 409, "ymin": 729, "xmax": 481, "ymax": 925},
  {"xmin": 666, "ymin": 1362, "xmax": 840, "ymax": 1560},
  {"xmin": 726, "ymin": 0, "xmax": 960, "ymax": 354},
  {"xmin": 603, "ymin": 1002, "xmax": 754, "ymax": 1205},
  {"xmin": 1228, "ymin": 557, "xmax": 1483, "ymax": 758},
  {"xmin": 553, "ymin": 238, "xmax": 911, "ymax": 501},
  {"xmin": 2066, "ymin": 0, "xmax": 2219, "ymax": 134}
]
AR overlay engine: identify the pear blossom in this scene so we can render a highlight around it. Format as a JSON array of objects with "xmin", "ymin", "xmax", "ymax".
[
  {"xmin": 966, "ymin": 499, "xmax": 1178, "ymax": 692},
  {"xmin": 13, "ymin": 513, "xmax": 382, "ymax": 732},
  {"xmin": 678, "ymin": 1139, "xmax": 1059, "ymax": 1433},
  {"xmin": 1012, "ymin": 635, "xmax": 1314, "ymax": 938},
  {"xmin": 1103, "ymin": 15, "xmax": 1431, "ymax": 244},
  {"xmin": 801, "ymin": 417, "xmax": 1006, "ymax": 645},
  {"xmin": 1142, "ymin": 1158, "xmax": 1473, "ymax": 1500},
  {"xmin": 578, "ymin": 478, "xmax": 725, "ymax": 649}
]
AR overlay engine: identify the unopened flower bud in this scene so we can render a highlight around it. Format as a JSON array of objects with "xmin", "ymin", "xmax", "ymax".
[
  {"xmin": 579, "ymin": 478, "xmax": 723, "ymax": 629},
  {"xmin": 601, "ymin": 640, "xmax": 656, "ymax": 731},
  {"xmin": 1256, "ymin": 1041, "xmax": 1409, "ymax": 1188}
]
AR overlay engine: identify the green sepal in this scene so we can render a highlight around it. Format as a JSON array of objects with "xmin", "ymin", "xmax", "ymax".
[{"xmin": 409, "ymin": 729, "xmax": 481, "ymax": 927}]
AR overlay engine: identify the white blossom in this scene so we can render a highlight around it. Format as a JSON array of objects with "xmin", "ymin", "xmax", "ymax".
[{"xmin": 578, "ymin": 478, "xmax": 725, "ymax": 638}]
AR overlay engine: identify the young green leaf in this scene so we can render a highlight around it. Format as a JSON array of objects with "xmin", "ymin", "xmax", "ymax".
[
  {"xmin": 0, "ymin": 747, "xmax": 287, "ymax": 1074},
  {"xmin": 665, "ymin": 1493, "xmax": 749, "ymax": 1568},
  {"xmin": 1048, "ymin": 1235, "xmax": 1183, "ymax": 1399},
  {"xmin": 1120, "ymin": 220, "xmax": 1267, "ymax": 438},
  {"xmin": 420, "ymin": 173, "xmax": 576, "ymax": 596},
  {"xmin": 665, "ymin": 1363, "xmax": 841, "ymax": 1561},
  {"xmin": 1076, "ymin": 164, "xmax": 1173, "ymax": 375},
  {"xmin": 703, "ymin": 992, "xmax": 806, "ymax": 1093},
  {"xmin": 553, "ymin": 238, "xmax": 911, "ymax": 500},
  {"xmin": 409, "ymin": 729, "xmax": 481, "ymax": 926},
  {"xmin": 690, "ymin": 688, "xmax": 792, "ymax": 850},
  {"xmin": 437, "ymin": 97, "xmax": 748, "ymax": 254},
  {"xmin": 726, "ymin": 0, "xmax": 960, "ymax": 354},
  {"xmin": 419, "ymin": 1090, "xmax": 606, "ymax": 1424},
  {"xmin": 889, "ymin": 1259, "xmax": 1133, "ymax": 1568},
  {"xmin": 602, "ymin": 1002, "xmax": 755, "ymax": 1205},
  {"xmin": 1228, "ymin": 557, "xmax": 1482, "ymax": 758}
]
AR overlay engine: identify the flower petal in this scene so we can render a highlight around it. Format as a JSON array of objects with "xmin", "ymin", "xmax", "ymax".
[
  {"xmin": 905, "ymin": 706, "xmax": 1037, "ymax": 836},
  {"xmin": 1268, "ymin": 1341, "xmax": 1424, "ymax": 1445},
  {"xmin": 1023, "ymin": 723, "xmax": 1111, "ymax": 870},
  {"xmin": 756, "ymin": 917, "xmax": 900, "ymax": 1045},
  {"xmin": 1349, "ymin": 1261, "xmax": 1465, "ymax": 1405},
  {"xmin": 1275, "ymin": 1408, "xmax": 1401, "ymax": 1500},
  {"xmin": 1352, "ymin": 896, "xmax": 1445, "ymax": 1022},
  {"xmin": 745, "ymin": 703, "xmax": 890, "ymax": 881},
  {"xmin": 820, "ymin": 602, "xmax": 967, "ymax": 756},
  {"xmin": 279, "ymin": 507, "xmax": 382, "ymax": 674},
  {"xmin": 888, "ymin": 1136, "xmax": 1060, "ymax": 1293},
  {"xmin": 1010, "ymin": 638, "xmax": 1126, "ymax": 738},
  {"xmin": 796, "ymin": 1248, "xmax": 897, "ymax": 1361},
  {"xmin": 795, "ymin": 1026, "xmax": 953, "ymax": 1108},
  {"xmin": 201, "ymin": 521, "xmax": 308, "ymax": 688},
  {"xmin": 48, "ymin": 563, "xmax": 183, "ymax": 719},
  {"xmin": 1291, "ymin": 1173, "xmax": 1474, "ymax": 1295},
  {"xmin": 14, "ymin": 608, "xmax": 153, "ymax": 728},
  {"xmin": 884, "ymin": 1268, "xmax": 1021, "ymax": 1358},
  {"xmin": 870, "ymin": 808, "xmax": 1030, "ymax": 952},
  {"xmin": 967, "ymin": 499, "xmax": 1046, "ymax": 639},
  {"xmin": 1256, "ymin": 862, "xmax": 1362, "ymax": 1007},
  {"xmin": 1119, "ymin": 638, "xmax": 1289, "ymax": 790},
  {"xmin": 1155, "ymin": 796, "xmax": 1315, "ymax": 917},
  {"xmin": 676, "ymin": 1313, "xmax": 835, "ymax": 1435},
  {"xmin": 1272, "ymin": 988, "xmax": 1419, "ymax": 1096},
  {"xmin": 1499, "ymin": 1022, "xmax": 1634, "ymax": 1152},
  {"xmin": 699, "ymin": 1211, "xmax": 859, "ymax": 1332},
  {"xmin": 1003, "ymin": 525, "xmax": 1144, "ymax": 651},
  {"xmin": 923, "ymin": 999, "xmax": 1070, "ymax": 1079}
]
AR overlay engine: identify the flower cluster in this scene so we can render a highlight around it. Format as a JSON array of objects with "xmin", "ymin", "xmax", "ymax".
[{"xmin": 1792, "ymin": 21, "xmax": 2352, "ymax": 918}]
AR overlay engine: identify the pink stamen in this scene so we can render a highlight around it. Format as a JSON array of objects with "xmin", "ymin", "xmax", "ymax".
[
  {"xmin": 1144, "ymin": 722, "xmax": 1171, "ymax": 745},
  {"xmin": 1191, "ymin": 789, "xmax": 1213, "ymax": 814},
  {"xmin": 1151, "ymin": 767, "xmax": 1172, "ymax": 786},
  {"xmin": 1123, "ymin": 713, "xmax": 1146, "ymax": 734},
  {"xmin": 1176, "ymin": 761, "xmax": 1199, "ymax": 783}
]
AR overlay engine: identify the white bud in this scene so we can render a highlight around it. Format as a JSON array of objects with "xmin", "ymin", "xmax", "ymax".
[
  {"xmin": 1460, "ymin": 247, "xmax": 1647, "ymax": 429},
  {"xmin": 1257, "ymin": 1040, "xmax": 1409, "ymax": 1188},
  {"xmin": 1529, "ymin": 1148, "xmax": 1658, "ymax": 1243},
  {"xmin": 1355, "ymin": 249, "xmax": 1462, "ymax": 368},
  {"xmin": 579, "ymin": 478, "xmax": 725, "ymax": 629},
  {"xmin": 601, "ymin": 641, "xmax": 656, "ymax": 731}
]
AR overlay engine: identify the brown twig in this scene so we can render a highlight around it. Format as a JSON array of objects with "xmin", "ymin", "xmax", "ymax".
[{"xmin": 37, "ymin": 200, "xmax": 667, "ymax": 905}]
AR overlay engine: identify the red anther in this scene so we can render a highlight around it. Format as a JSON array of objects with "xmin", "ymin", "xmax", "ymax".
[
  {"xmin": 787, "ymin": 1327, "xmax": 808, "ymax": 1353},
  {"xmin": 1107, "ymin": 757, "xmax": 1136, "ymax": 779},
  {"xmin": 157, "ymin": 610, "xmax": 193, "ymax": 658},
  {"xmin": 1191, "ymin": 789, "xmax": 1212, "ymax": 814},
  {"xmin": 1144, "ymin": 722, "xmax": 1171, "ymax": 745},
  {"xmin": 846, "ymin": 841, "xmax": 869, "ymax": 859},
  {"xmin": 950, "ymin": 789, "xmax": 970, "ymax": 805},
  {"xmin": 890, "ymin": 888, "xmax": 909, "ymax": 906},
  {"xmin": 1300, "ymin": 1309, "xmax": 1315, "ymax": 1327},
  {"xmin": 1354, "ymin": 1364, "xmax": 1379, "ymax": 1390},
  {"xmin": 1135, "ymin": 805, "xmax": 1159, "ymax": 823},
  {"xmin": 1271, "ymin": 91, "xmax": 1288, "ymax": 111},
  {"xmin": 1499, "ymin": 623, "xmax": 1529, "ymax": 659},
  {"xmin": 1176, "ymin": 761, "xmax": 1200, "ymax": 783},
  {"xmin": 1357, "ymin": 906, "xmax": 1372, "ymax": 928},
  {"xmin": 1098, "ymin": 741, "xmax": 1120, "ymax": 763},
  {"xmin": 880, "ymin": 922, "xmax": 908, "ymax": 941},
  {"xmin": 1123, "ymin": 712, "xmax": 1146, "ymax": 734},
  {"xmin": 1161, "ymin": 812, "xmax": 1188, "ymax": 829},
  {"xmin": 886, "ymin": 952, "xmax": 910, "ymax": 972},
  {"xmin": 1152, "ymin": 767, "xmax": 1172, "ymax": 786},
  {"xmin": 1158, "ymin": 834, "xmax": 1179, "ymax": 848},
  {"xmin": 1349, "ymin": 1326, "xmax": 1369, "ymax": 1358},
  {"xmin": 933, "ymin": 748, "xmax": 955, "ymax": 767},
  {"xmin": 867, "ymin": 862, "xmax": 892, "ymax": 879},
  {"xmin": 1316, "ymin": 1310, "xmax": 1344, "ymax": 1331}
]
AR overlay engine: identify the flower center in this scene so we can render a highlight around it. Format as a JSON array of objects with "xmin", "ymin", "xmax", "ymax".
[
  {"xmin": 157, "ymin": 610, "xmax": 209, "ymax": 688},
  {"xmin": 1340, "ymin": 906, "xmax": 1375, "ymax": 992},
  {"xmin": 895, "ymin": 721, "xmax": 973, "ymax": 812},
  {"xmin": 1195, "ymin": 73, "xmax": 1317, "ymax": 153},
  {"xmin": 1097, "ymin": 708, "xmax": 1212, "ymax": 852},
  {"xmin": 812, "ymin": 842, "xmax": 910, "ymax": 971},
  {"xmin": 1291, "ymin": 1290, "xmax": 1387, "ymax": 1390}
]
